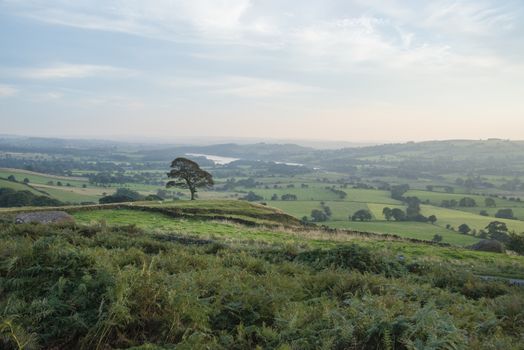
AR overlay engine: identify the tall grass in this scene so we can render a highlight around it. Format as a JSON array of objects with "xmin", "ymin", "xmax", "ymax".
[{"xmin": 1, "ymin": 222, "xmax": 523, "ymax": 349}]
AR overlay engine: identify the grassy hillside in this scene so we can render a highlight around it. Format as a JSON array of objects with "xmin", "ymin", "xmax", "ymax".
[
  {"xmin": 1, "ymin": 200, "xmax": 524, "ymax": 349},
  {"xmin": 0, "ymin": 178, "xmax": 47, "ymax": 195}
]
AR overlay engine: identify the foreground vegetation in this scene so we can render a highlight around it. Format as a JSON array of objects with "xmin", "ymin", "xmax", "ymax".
[{"xmin": 1, "ymin": 201, "xmax": 524, "ymax": 349}]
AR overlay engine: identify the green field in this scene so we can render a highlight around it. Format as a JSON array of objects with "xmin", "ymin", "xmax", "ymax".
[
  {"xmin": 421, "ymin": 205, "xmax": 524, "ymax": 233},
  {"xmin": 66, "ymin": 201, "xmax": 524, "ymax": 277},
  {"xmin": 0, "ymin": 178, "xmax": 47, "ymax": 195},
  {"xmin": 0, "ymin": 168, "xmax": 88, "ymax": 187},
  {"xmin": 327, "ymin": 220, "xmax": 480, "ymax": 245},
  {"xmin": 406, "ymin": 189, "xmax": 524, "ymax": 209}
]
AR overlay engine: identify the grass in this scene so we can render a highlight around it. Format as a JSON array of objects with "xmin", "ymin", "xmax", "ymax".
[
  {"xmin": 421, "ymin": 205, "xmax": 524, "ymax": 233},
  {"xmin": 3, "ymin": 222, "xmax": 524, "ymax": 349},
  {"xmin": 406, "ymin": 189, "xmax": 524, "ymax": 208},
  {"xmin": 265, "ymin": 199, "xmax": 478, "ymax": 245},
  {"xmin": 68, "ymin": 205, "xmax": 524, "ymax": 278},
  {"xmin": 0, "ymin": 168, "xmax": 88, "ymax": 187},
  {"xmin": 2, "ymin": 198, "xmax": 524, "ymax": 348},
  {"xmin": 0, "ymin": 178, "xmax": 46, "ymax": 195},
  {"xmin": 326, "ymin": 220, "xmax": 479, "ymax": 245}
]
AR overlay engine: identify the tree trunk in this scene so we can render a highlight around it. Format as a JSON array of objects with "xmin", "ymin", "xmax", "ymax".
[{"xmin": 190, "ymin": 189, "xmax": 195, "ymax": 200}]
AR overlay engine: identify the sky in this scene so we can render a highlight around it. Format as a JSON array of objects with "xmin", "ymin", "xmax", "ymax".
[{"xmin": 0, "ymin": 0, "xmax": 523, "ymax": 143}]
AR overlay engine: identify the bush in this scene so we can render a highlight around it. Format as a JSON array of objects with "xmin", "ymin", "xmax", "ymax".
[
  {"xmin": 0, "ymin": 188, "xmax": 63, "ymax": 207},
  {"xmin": 469, "ymin": 240, "xmax": 506, "ymax": 253},
  {"xmin": 241, "ymin": 191, "xmax": 263, "ymax": 202},
  {"xmin": 495, "ymin": 209, "xmax": 515, "ymax": 219}
]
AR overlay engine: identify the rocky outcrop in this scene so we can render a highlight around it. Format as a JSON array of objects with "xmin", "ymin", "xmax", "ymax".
[{"xmin": 15, "ymin": 211, "xmax": 74, "ymax": 224}]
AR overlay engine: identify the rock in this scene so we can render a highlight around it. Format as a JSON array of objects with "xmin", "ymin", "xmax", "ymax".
[{"xmin": 15, "ymin": 211, "xmax": 74, "ymax": 224}]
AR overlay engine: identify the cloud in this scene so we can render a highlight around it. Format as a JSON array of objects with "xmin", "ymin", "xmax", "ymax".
[
  {"xmin": 18, "ymin": 63, "xmax": 134, "ymax": 79},
  {"xmin": 168, "ymin": 75, "xmax": 320, "ymax": 97},
  {"xmin": 4, "ymin": 0, "xmax": 252, "ymax": 43},
  {"xmin": 423, "ymin": 1, "xmax": 516, "ymax": 35},
  {"xmin": 3, "ymin": 0, "xmax": 523, "ymax": 77},
  {"xmin": 0, "ymin": 84, "xmax": 18, "ymax": 97}
]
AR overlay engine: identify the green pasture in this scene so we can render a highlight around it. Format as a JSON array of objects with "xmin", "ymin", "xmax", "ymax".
[
  {"xmin": 460, "ymin": 206, "xmax": 524, "ymax": 220},
  {"xmin": 268, "ymin": 200, "xmax": 370, "ymax": 221},
  {"xmin": 326, "ymin": 220, "xmax": 479, "ymax": 246},
  {"xmin": 69, "ymin": 206, "xmax": 524, "ymax": 279},
  {"xmin": 406, "ymin": 189, "xmax": 524, "ymax": 208},
  {"xmin": 421, "ymin": 205, "xmax": 524, "ymax": 233},
  {"xmin": 0, "ymin": 169, "xmax": 88, "ymax": 187},
  {"xmin": 0, "ymin": 178, "xmax": 46, "ymax": 195}
]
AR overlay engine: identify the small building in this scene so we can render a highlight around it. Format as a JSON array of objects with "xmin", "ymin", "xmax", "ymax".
[{"xmin": 15, "ymin": 211, "xmax": 75, "ymax": 224}]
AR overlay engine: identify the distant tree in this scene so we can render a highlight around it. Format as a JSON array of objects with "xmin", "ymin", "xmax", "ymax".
[
  {"xmin": 432, "ymin": 234, "xmax": 443, "ymax": 243},
  {"xmin": 352, "ymin": 209, "xmax": 372, "ymax": 222},
  {"xmin": 443, "ymin": 186, "xmax": 454, "ymax": 193},
  {"xmin": 508, "ymin": 233, "xmax": 524, "ymax": 255},
  {"xmin": 426, "ymin": 185, "xmax": 434, "ymax": 192},
  {"xmin": 479, "ymin": 210, "xmax": 489, "ymax": 216},
  {"xmin": 486, "ymin": 221, "xmax": 510, "ymax": 243},
  {"xmin": 7, "ymin": 175, "xmax": 16, "ymax": 182},
  {"xmin": 144, "ymin": 194, "xmax": 163, "ymax": 201},
  {"xmin": 459, "ymin": 197, "xmax": 476, "ymax": 207},
  {"xmin": 322, "ymin": 205, "xmax": 332, "ymax": 217},
  {"xmin": 311, "ymin": 209, "xmax": 328, "ymax": 222},
  {"xmin": 23, "ymin": 178, "xmax": 30, "ymax": 184},
  {"xmin": 390, "ymin": 184, "xmax": 409, "ymax": 200},
  {"xmin": 391, "ymin": 208, "xmax": 406, "ymax": 221},
  {"xmin": 281, "ymin": 193, "xmax": 298, "ymax": 201},
  {"xmin": 0, "ymin": 188, "xmax": 63, "ymax": 207},
  {"xmin": 271, "ymin": 194, "xmax": 279, "ymax": 201},
  {"xmin": 428, "ymin": 215, "xmax": 437, "ymax": 225},
  {"xmin": 382, "ymin": 207, "xmax": 393, "ymax": 221},
  {"xmin": 82, "ymin": 184, "xmax": 87, "ymax": 189},
  {"xmin": 156, "ymin": 189, "xmax": 168, "ymax": 199},
  {"xmin": 167, "ymin": 158, "xmax": 214, "ymax": 200},
  {"xmin": 458, "ymin": 224, "xmax": 471, "ymax": 235},
  {"xmin": 464, "ymin": 178, "xmax": 475, "ymax": 191},
  {"xmin": 99, "ymin": 188, "xmax": 143, "ymax": 204},
  {"xmin": 242, "ymin": 191, "xmax": 263, "ymax": 202},
  {"xmin": 495, "ymin": 208, "xmax": 515, "ymax": 219},
  {"xmin": 484, "ymin": 197, "xmax": 497, "ymax": 207},
  {"xmin": 56, "ymin": 181, "xmax": 63, "ymax": 186}
]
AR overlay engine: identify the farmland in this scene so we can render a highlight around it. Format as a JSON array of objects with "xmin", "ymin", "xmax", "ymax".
[
  {"xmin": 3, "ymin": 140, "xmax": 524, "ymax": 246},
  {"xmin": 2, "ymin": 138, "xmax": 524, "ymax": 349}
]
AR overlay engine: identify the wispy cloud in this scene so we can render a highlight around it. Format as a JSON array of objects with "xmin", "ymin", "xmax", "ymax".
[
  {"xmin": 3, "ymin": 0, "xmax": 521, "ymax": 72},
  {"xmin": 168, "ymin": 75, "xmax": 320, "ymax": 98},
  {"xmin": 18, "ymin": 63, "xmax": 134, "ymax": 79},
  {"xmin": 0, "ymin": 84, "xmax": 18, "ymax": 97}
]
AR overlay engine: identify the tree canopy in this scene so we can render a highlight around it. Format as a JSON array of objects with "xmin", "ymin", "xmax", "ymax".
[{"xmin": 167, "ymin": 158, "xmax": 214, "ymax": 200}]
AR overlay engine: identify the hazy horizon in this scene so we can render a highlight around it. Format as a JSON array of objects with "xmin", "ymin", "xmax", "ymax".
[{"xmin": 1, "ymin": 0, "xmax": 523, "ymax": 141}]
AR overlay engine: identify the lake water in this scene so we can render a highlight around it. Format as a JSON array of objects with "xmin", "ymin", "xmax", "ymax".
[
  {"xmin": 186, "ymin": 153, "xmax": 305, "ymax": 167},
  {"xmin": 186, "ymin": 153, "xmax": 239, "ymax": 165}
]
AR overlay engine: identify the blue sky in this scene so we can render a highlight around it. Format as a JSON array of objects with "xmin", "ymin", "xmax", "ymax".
[{"xmin": 1, "ymin": 0, "xmax": 523, "ymax": 142}]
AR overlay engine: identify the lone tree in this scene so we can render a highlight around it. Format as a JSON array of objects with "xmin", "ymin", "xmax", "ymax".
[
  {"xmin": 458, "ymin": 223, "xmax": 471, "ymax": 235},
  {"xmin": 382, "ymin": 207, "xmax": 393, "ymax": 221},
  {"xmin": 167, "ymin": 158, "xmax": 214, "ymax": 200},
  {"xmin": 351, "ymin": 209, "xmax": 372, "ymax": 222}
]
